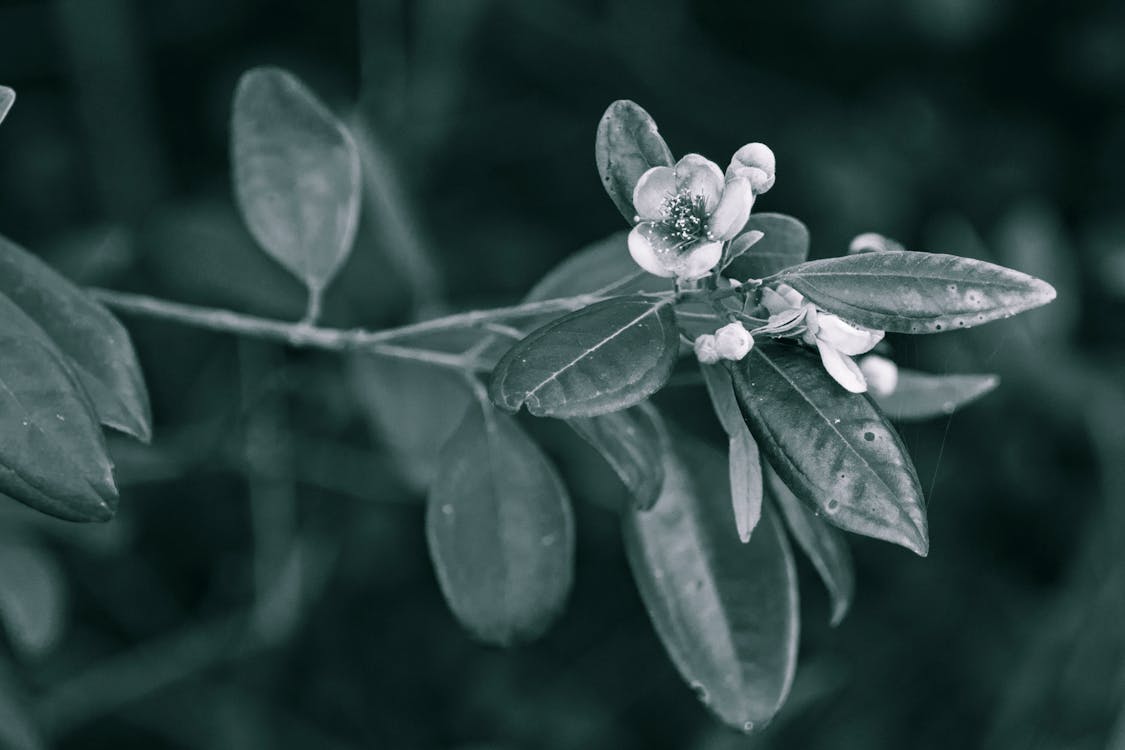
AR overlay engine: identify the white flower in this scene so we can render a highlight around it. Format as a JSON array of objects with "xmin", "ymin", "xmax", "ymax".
[
  {"xmin": 714, "ymin": 321, "xmax": 754, "ymax": 361},
  {"xmin": 693, "ymin": 334, "xmax": 721, "ymax": 364},
  {"xmin": 859, "ymin": 354, "xmax": 899, "ymax": 396}
]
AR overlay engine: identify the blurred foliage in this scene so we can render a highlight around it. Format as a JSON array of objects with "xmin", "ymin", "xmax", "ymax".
[{"xmin": 1, "ymin": 0, "xmax": 1124, "ymax": 747}]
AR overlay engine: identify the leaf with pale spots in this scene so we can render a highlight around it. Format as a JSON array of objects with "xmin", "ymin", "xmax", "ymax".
[
  {"xmin": 489, "ymin": 297, "xmax": 679, "ymax": 418},
  {"xmin": 426, "ymin": 403, "xmax": 574, "ymax": 646},
  {"xmin": 525, "ymin": 232, "xmax": 672, "ymax": 302},
  {"xmin": 0, "ymin": 294, "xmax": 118, "ymax": 522},
  {"xmin": 767, "ymin": 466, "xmax": 855, "ymax": 626},
  {"xmin": 232, "ymin": 67, "xmax": 361, "ymax": 295},
  {"xmin": 595, "ymin": 100, "xmax": 675, "ymax": 222},
  {"xmin": 775, "ymin": 251, "xmax": 1056, "ymax": 334},
  {"xmin": 729, "ymin": 342, "xmax": 929, "ymax": 556},
  {"xmin": 624, "ymin": 435, "xmax": 799, "ymax": 731},
  {"xmin": 873, "ymin": 370, "xmax": 999, "ymax": 422},
  {"xmin": 0, "ymin": 234, "xmax": 151, "ymax": 441},
  {"xmin": 568, "ymin": 403, "xmax": 667, "ymax": 511},
  {"xmin": 725, "ymin": 213, "xmax": 810, "ymax": 280}
]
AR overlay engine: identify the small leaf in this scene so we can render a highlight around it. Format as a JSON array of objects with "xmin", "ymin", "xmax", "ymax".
[
  {"xmin": 568, "ymin": 402, "xmax": 667, "ymax": 510},
  {"xmin": 0, "ymin": 234, "xmax": 151, "ymax": 441},
  {"xmin": 427, "ymin": 403, "xmax": 574, "ymax": 645},
  {"xmin": 0, "ymin": 541, "xmax": 66, "ymax": 657},
  {"xmin": 776, "ymin": 251, "xmax": 1056, "ymax": 334},
  {"xmin": 873, "ymin": 369, "xmax": 999, "ymax": 422},
  {"xmin": 595, "ymin": 100, "xmax": 674, "ymax": 222},
  {"xmin": 726, "ymin": 214, "xmax": 810, "ymax": 280},
  {"xmin": 489, "ymin": 297, "xmax": 679, "ymax": 418},
  {"xmin": 702, "ymin": 364, "xmax": 762, "ymax": 541},
  {"xmin": 729, "ymin": 343, "xmax": 928, "ymax": 556},
  {"xmin": 525, "ymin": 232, "xmax": 672, "ymax": 302},
  {"xmin": 624, "ymin": 436, "xmax": 799, "ymax": 730},
  {"xmin": 767, "ymin": 466, "xmax": 854, "ymax": 626},
  {"xmin": 349, "ymin": 353, "xmax": 473, "ymax": 491},
  {"xmin": 0, "ymin": 86, "xmax": 14, "ymax": 126},
  {"xmin": 0, "ymin": 294, "xmax": 117, "ymax": 522},
  {"xmin": 232, "ymin": 66, "xmax": 361, "ymax": 295}
]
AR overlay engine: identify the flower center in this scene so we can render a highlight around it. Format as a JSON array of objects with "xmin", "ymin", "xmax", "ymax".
[{"xmin": 660, "ymin": 190, "xmax": 708, "ymax": 245}]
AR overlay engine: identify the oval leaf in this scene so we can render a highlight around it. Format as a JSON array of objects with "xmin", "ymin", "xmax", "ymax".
[
  {"xmin": 0, "ymin": 294, "xmax": 117, "ymax": 522},
  {"xmin": 873, "ymin": 369, "xmax": 999, "ymax": 422},
  {"xmin": 0, "ymin": 86, "xmax": 14, "ymax": 126},
  {"xmin": 568, "ymin": 402, "xmax": 667, "ymax": 511},
  {"xmin": 426, "ymin": 404, "xmax": 574, "ymax": 645},
  {"xmin": 729, "ymin": 343, "xmax": 928, "ymax": 555},
  {"xmin": 726, "ymin": 214, "xmax": 810, "ymax": 280},
  {"xmin": 0, "ymin": 235, "xmax": 151, "ymax": 441},
  {"xmin": 767, "ymin": 466, "xmax": 854, "ymax": 626},
  {"xmin": 624, "ymin": 437, "xmax": 799, "ymax": 730},
  {"xmin": 525, "ymin": 232, "xmax": 672, "ymax": 302},
  {"xmin": 232, "ymin": 66, "xmax": 361, "ymax": 294},
  {"xmin": 702, "ymin": 364, "xmax": 763, "ymax": 541},
  {"xmin": 595, "ymin": 100, "xmax": 674, "ymax": 222},
  {"xmin": 0, "ymin": 542, "xmax": 66, "ymax": 657},
  {"xmin": 489, "ymin": 297, "xmax": 679, "ymax": 418},
  {"xmin": 776, "ymin": 251, "xmax": 1056, "ymax": 333}
]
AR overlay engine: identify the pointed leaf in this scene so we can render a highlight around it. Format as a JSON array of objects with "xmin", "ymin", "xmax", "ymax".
[
  {"xmin": 874, "ymin": 369, "xmax": 999, "ymax": 422},
  {"xmin": 427, "ymin": 404, "xmax": 574, "ymax": 645},
  {"xmin": 0, "ymin": 542, "xmax": 66, "ymax": 657},
  {"xmin": 767, "ymin": 466, "xmax": 854, "ymax": 626},
  {"xmin": 726, "ymin": 214, "xmax": 810, "ymax": 280},
  {"xmin": 702, "ymin": 365, "xmax": 762, "ymax": 541},
  {"xmin": 624, "ymin": 436, "xmax": 799, "ymax": 730},
  {"xmin": 595, "ymin": 100, "xmax": 674, "ymax": 222},
  {"xmin": 489, "ymin": 297, "xmax": 679, "ymax": 418},
  {"xmin": 776, "ymin": 251, "xmax": 1056, "ymax": 333},
  {"xmin": 526, "ymin": 232, "xmax": 672, "ymax": 302},
  {"xmin": 0, "ymin": 86, "xmax": 14, "ymax": 126},
  {"xmin": 0, "ymin": 294, "xmax": 117, "ymax": 522},
  {"xmin": 729, "ymin": 343, "xmax": 928, "ymax": 555},
  {"xmin": 232, "ymin": 66, "xmax": 361, "ymax": 294},
  {"xmin": 0, "ymin": 235, "xmax": 151, "ymax": 441},
  {"xmin": 568, "ymin": 402, "xmax": 667, "ymax": 510}
]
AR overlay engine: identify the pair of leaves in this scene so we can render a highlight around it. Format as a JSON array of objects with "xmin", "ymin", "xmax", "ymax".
[
  {"xmin": 232, "ymin": 67, "xmax": 361, "ymax": 302},
  {"xmin": 624, "ymin": 436, "xmax": 799, "ymax": 731},
  {"xmin": 776, "ymin": 250, "xmax": 1057, "ymax": 334}
]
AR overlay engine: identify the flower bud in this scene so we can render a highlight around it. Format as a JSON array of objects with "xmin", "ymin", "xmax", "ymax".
[
  {"xmin": 859, "ymin": 354, "xmax": 899, "ymax": 396},
  {"xmin": 849, "ymin": 232, "xmax": 905, "ymax": 254},
  {"xmin": 693, "ymin": 334, "xmax": 721, "ymax": 365},
  {"xmin": 727, "ymin": 143, "xmax": 776, "ymax": 195},
  {"xmin": 714, "ymin": 322, "xmax": 754, "ymax": 361}
]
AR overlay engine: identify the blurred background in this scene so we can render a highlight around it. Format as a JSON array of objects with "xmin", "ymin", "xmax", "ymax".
[{"xmin": 1, "ymin": 0, "xmax": 1124, "ymax": 747}]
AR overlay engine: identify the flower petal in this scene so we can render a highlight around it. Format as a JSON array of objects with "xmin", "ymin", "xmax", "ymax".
[
  {"xmin": 628, "ymin": 223, "xmax": 677, "ymax": 277},
  {"xmin": 707, "ymin": 176, "xmax": 755, "ymax": 241},
  {"xmin": 674, "ymin": 154, "xmax": 725, "ymax": 212},
  {"xmin": 858, "ymin": 354, "xmax": 899, "ymax": 396},
  {"xmin": 816, "ymin": 340, "xmax": 868, "ymax": 393},
  {"xmin": 674, "ymin": 240, "xmax": 723, "ymax": 280},
  {"xmin": 816, "ymin": 313, "xmax": 884, "ymax": 356},
  {"xmin": 632, "ymin": 166, "xmax": 676, "ymax": 221}
]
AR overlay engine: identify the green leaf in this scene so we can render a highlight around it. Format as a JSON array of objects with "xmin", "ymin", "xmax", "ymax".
[
  {"xmin": 767, "ymin": 466, "xmax": 854, "ymax": 626},
  {"xmin": 349, "ymin": 353, "xmax": 473, "ymax": 491},
  {"xmin": 0, "ymin": 658, "xmax": 43, "ymax": 750},
  {"xmin": 0, "ymin": 235, "xmax": 151, "ymax": 441},
  {"xmin": 624, "ymin": 436, "xmax": 799, "ymax": 731},
  {"xmin": 0, "ymin": 541, "xmax": 66, "ymax": 657},
  {"xmin": 873, "ymin": 369, "xmax": 999, "ymax": 422},
  {"xmin": 726, "ymin": 214, "xmax": 810, "ymax": 280},
  {"xmin": 729, "ymin": 343, "xmax": 928, "ymax": 556},
  {"xmin": 232, "ymin": 66, "xmax": 361, "ymax": 296},
  {"xmin": 489, "ymin": 297, "xmax": 679, "ymax": 418},
  {"xmin": 0, "ymin": 86, "xmax": 14, "ymax": 126},
  {"xmin": 427, "ymin": 403, "xmax": 574, "ymax": 645},
  {"xmin": 525, "ymin": 232, "xmax": 672, "ymax": 302},
  {"xmin": 702, "ymin": 365, "xmax": 762, "ymax": 541},
  {"xmin": 776, "ymin": 251, "xmax": 1057, "ymax": 334},
  {"xmin": 595, "ymin": 100, "xmax": 674, "ymax": 222},
  {"xmin": 0, "ymin": 294, "xmax": 118, "ymax": 522},
  {"xmin": 568, "ymin": 403, "xmax": 667, "ymax": 511}
]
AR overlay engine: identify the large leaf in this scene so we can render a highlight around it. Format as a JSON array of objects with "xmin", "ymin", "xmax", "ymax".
[
  {"xmin": 568, "ymin": 403, "xmax": 666, "ymax": 511},
  {"xmin": 489, "ymin": 297, "xmax": 678, "ymax": 418},
  {"xmin": 873, "ymin": 369, "xmax": 999, "ymax": 422},
  {"xmin": 775, "ymin": 251, "xmax": 1056, "ymax": 333},
  {"xmin": 0, "ymin": 86, "xmax": 13, "ymax": 126},
  {"xmin": 525, "ymin": 232, "xmax": 672, "ymax": 302},
  {"xmin": 767, "ymin": 466, "xmax": 854, "ymax": 626},
  {"xmin": 0, "ymin": 294, "xmax": 117, "ymax": 522},
  {"xmin": 624, "ymin": 437, "xmax": 799, "ymax": 731},
  {"xmin": 729, "ymin": 343, "xmax": 928, "ymax": 555},
  {"xmin": 595, "ymin": 100, "xmax": 674, "ymax": 222},
  {"xmin": 0, "ymin": 235, "xmax": 151, "ymax": 441},
  {"xmin": 0, "ymin": 541, "xmax": 66, "ymax": 657},
  {"xmin": 427, "ymin": 403, "xmax": 574, "ymax": 645},
  {"xmin": 726, "ymin": 213, "xmax": 810, "ymax": 280},
  {"xmin": 232, "ymin": 66, "xmax": 361, "ymax": 295},
  {"xmin": 702, "ymin": 365, "xmax": 762, "ymax": 542}
]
